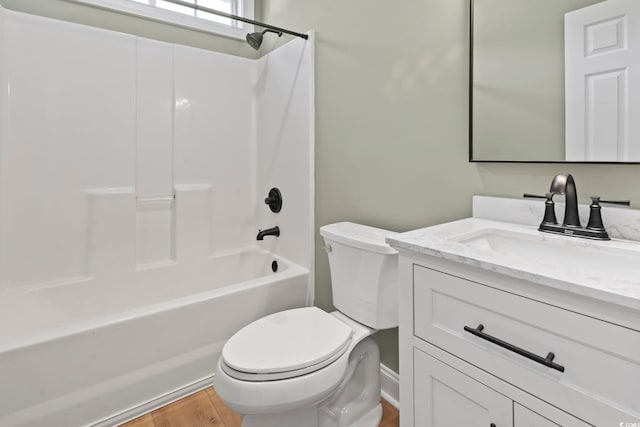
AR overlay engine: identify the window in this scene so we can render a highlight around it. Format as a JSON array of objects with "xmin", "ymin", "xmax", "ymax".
[{"xmin": 67, "ymin": 0, "xmax": 254, "ymax": 39}]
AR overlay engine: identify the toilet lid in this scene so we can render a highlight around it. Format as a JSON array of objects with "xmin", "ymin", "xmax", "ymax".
[{"xmin": 221, "ymin": 307, "xmax": 353, "ymax": 375}]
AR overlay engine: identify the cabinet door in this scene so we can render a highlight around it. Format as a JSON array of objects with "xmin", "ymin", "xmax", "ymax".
[
  {"xmin": 515, "ymin": 404, "xmax": 560, "ymax": 427},
  {"xmin": 414, "ymin": 349, "xmax": 512, "ymax": 427},
  {"xmin": 514, "ymin": 403, "xmax": 590, "ymax": 427}
]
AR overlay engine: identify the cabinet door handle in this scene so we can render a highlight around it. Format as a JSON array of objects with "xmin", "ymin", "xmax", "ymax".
[{"xmin": 463, "ymin": 324, "xmax": 565, "ymax": 373}]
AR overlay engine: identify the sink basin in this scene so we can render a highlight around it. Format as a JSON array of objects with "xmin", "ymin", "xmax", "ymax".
[{"xmin": 452, "ymin": 228, "xmax": 640, "ymax": 282}]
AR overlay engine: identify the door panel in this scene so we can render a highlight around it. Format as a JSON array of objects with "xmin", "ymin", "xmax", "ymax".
[
  {"xmin": 515, "ymin": 404, "xmax": 560, "ymax": 427},
  {"xmin": 414, "ymin": 348, "xmax": 512, "ymax": 427},
  {"xmin": 565, "ymin": 0, "xmax": 640, "ymax": 161}
]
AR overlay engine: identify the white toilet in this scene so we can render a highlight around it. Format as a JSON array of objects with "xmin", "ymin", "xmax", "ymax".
[{"xmin": 214, "ymin": 222, "xmax": 398, "ymax": 427}]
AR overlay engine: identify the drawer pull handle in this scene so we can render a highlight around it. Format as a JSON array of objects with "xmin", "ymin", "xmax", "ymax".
[{"xmin": 463, "ymin": 324, "xmax": 565, "ymax": 373}]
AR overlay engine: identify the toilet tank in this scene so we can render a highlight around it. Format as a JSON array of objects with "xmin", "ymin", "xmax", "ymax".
[{"xmin": 319, "ymin": 222, "xmax": 398, "ymax": 330}]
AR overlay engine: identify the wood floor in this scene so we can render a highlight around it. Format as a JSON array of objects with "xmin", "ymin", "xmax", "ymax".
[{"xmin": 122, "ymin": 386, "xmax": 399, "ymax": 427}]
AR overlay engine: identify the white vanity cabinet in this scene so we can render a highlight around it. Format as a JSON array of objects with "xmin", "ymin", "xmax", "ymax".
[
  {"xmin": 413, "ymin": 348, "xmax": 587, "ymax": 427},
  {"xmin": 396, "ymin": 252, "xmax": 640, "ymax": 427}
]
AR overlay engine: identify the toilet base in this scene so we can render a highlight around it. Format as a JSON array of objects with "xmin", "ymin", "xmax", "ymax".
[
  {"xmin": 241, "ymin": 404, "xmax": 381, "ymax": 427},
  {"xmin": 318, "ymin": 336, "xmax": 382, "ymax": 427},
  {"xmin": 349, "ymin": 403, "xmax": 383, "ymax": 427},
  {"xmin": 242, "ymin": 406, "xmax": 319, "ymax": 427},
  {"xmin": 233, "ymin": 336, "xmax": 383, "ymax": 427},
  {"xmin": 240, "ymin": 401, "xmax": 383, "ymax": 427}
]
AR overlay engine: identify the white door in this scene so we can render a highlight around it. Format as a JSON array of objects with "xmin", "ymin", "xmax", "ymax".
[
  {"xmin": 414, "ymin": 349, "xmax": 512, "ymax": 427},
  {"xmin": 565, "ymin": 0, "xmax": 640, "ymax": 161}
]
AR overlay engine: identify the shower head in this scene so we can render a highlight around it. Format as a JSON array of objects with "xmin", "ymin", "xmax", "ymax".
[
  {"xmin": 246, "ymin": 29, "xmax": 283, "ymax": 50},
  {"xmin": 246, "ymin": 31, "xmax": 263, "ymax": 50}
]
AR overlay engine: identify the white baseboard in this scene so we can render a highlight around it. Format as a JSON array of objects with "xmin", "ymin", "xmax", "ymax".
[
  {"xmin": 380, "ymin": 363, "xmax": 399, "ymax": 409},
  {"xmin": 94, "ymin": 375, "xmax": 214, "ymax": 427}
]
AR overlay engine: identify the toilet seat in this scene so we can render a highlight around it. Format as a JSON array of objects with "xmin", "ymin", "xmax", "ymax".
[{"xmin": 221, "ymin": 307, "xmax": 353, "ymax": 382}]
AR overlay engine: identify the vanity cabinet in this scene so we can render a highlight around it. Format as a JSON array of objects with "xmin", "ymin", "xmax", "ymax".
[
  {"xmin": 397, "ymin": 253, "xmax": 640, "ymax": 427},
  {"xmin": 414, "ymin": 348, "xmax": 588, "ymax": 427}
]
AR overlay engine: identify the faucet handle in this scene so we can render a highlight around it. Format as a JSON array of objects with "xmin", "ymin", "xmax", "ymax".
[
  {"xmin": 587, "ymin": 196, "xmax": 607, "ymax": 235},
  {"xmin": 587, "ymin": 196, "xmax": 630, "ymax": 236},
  {"xmin": 591, "ymin": 196, "xmax": 631, "ymax": 207},
  {"xmin": 523, "ymin": 192, "xmax": 555, "ymax": 201},
  {"xmin": 523, "ymin": 193, "xmax": 546, "ymax": 199},
  {"xmin": 586, "ymin": 196, "xmax": 630, "ymax": 239},
  {"xmin": 524, "ymin": 193, "xmax": 558, "ymax": 225}
]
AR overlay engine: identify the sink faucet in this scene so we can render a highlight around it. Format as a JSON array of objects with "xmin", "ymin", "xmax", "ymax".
[
  {"xmin": 257, "ymin": 226, "xmax": 280, "ymax": 240},
  {"xmin": 549, "ymin": 174, "xmax": 580, "ymax": 228},
  {"xmin": 525, "ymin": 174, "xmax": 630, "ymax": 240}
]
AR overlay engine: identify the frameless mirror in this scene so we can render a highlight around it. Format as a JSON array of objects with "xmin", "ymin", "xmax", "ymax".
[{"xmin": 470, "ymin": 0, "xmax": 640, "ymax": 163}]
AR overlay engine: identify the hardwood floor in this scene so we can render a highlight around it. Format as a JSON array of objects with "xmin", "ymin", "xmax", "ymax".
[
  {"xmin": 380, "ymin": 399, "xmax": 400, "ymax": 427},
  {"xmin": 122, "ymin": 386, "xmax": 399, "ymax": 427},
  {"xmin": 123, "ymin": 388, "xmax": 240, "ymax": 427}
]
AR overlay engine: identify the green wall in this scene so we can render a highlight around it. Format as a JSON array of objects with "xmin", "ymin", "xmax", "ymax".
[
  {"xmin": 6, "ymin": 0, "xmax": 640, "ymax": 374},
  {"xmin": 259, "ymin": 0, "xmax": 640, "ymax": 373}
]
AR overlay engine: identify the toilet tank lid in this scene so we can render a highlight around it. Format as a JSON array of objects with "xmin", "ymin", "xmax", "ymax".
[{"xmin": 320, "ymin": 222, "xmax": 398, "ymax": 255}]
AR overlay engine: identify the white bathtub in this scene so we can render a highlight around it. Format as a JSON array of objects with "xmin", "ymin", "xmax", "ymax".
[{"xmin": 0, "ymin": 248, "xmax": 309, "ymax": 427}]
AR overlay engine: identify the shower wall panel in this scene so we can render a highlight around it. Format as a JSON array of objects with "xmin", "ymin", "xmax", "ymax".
[
  {"xmin": 0, "ymin": 12, "xmax": 137, "ymax": 289},
  {"xmin": 136, "ymin": 38, "xmax": 175, "ymax": 269},
  {"xmin": 136, "ymin": 38, "xmax": 174, "ymax": 200},
  {"xmin": 173, "ymin": 44, "xmax": 255, "ymax": 257},
  {"xmin": 0, "ymin": 9, "xmax": 256, "ymax": 291},
  {"xmin": 255, "ymin": 34, "xmax": 315, "ymax": 280}
]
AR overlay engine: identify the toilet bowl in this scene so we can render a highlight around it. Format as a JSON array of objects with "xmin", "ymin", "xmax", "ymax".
[{"xmin": 214, "ymin": 222, "xmax": 398, "ymax": 427}]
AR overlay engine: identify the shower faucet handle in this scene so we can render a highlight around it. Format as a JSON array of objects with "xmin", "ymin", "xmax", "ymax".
[{"xmin": 264, "ymin": 187, "xmax": 282, "ymax": 213}]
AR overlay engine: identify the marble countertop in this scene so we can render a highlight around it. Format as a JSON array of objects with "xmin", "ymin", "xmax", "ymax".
[{"xmin": 387, "ymin": 216, "xmax": 640, "ymax": 312}]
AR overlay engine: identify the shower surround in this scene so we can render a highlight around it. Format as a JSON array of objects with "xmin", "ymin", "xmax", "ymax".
[{"xmin": 0, "ymin": 6, "xmax": 314, "ymax": 427}]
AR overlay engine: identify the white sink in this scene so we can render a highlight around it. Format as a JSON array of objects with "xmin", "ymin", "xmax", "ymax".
[{"xmin": 451, "ymin": 227, "xmax": 640, "ymax": 283}]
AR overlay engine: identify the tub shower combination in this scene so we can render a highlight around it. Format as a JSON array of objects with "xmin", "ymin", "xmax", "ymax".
[
  {"xmin": 1, "ymin": 250, "xmax": 308, "ymax": 426},
  {"xmin": 0, "ymin": 5, "xmax": 314, "ymax": 427}
]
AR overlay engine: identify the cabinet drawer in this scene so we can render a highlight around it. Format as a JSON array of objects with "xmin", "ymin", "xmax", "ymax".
[{"xmin": 413, "ymin": 264, "xmax": 640, "ymax": 424}]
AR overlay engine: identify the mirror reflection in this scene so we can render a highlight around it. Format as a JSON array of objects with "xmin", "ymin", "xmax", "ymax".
[{"xmin": 471, "ymin": 0, "xmax": 640, "ymax": 162}]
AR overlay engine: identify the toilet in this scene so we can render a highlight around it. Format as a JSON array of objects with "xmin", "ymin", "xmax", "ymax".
[{"xmin": 214, "ymin": 222, "xmax": 398, "ymax": 427}]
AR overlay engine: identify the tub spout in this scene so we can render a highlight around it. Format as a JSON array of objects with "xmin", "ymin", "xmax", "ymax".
[{"xmin": 257, "ymin": 226, "xmax": 280, "ymax": 240}]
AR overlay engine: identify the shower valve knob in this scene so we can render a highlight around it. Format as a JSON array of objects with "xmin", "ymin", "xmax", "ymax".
[{"xmin": 264, "ymin": 187, "xmax": 282, "ymax": 213}]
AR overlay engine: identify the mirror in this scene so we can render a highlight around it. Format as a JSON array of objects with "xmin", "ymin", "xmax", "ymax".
[{"xmin": 470, "ymin": 0, "xmax": 640, "ymax": 163}]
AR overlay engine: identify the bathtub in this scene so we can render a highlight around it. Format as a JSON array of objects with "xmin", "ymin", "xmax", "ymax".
[{"xmin": 0, "ymin": 248, "xmax": 309, "ymax": 427}]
